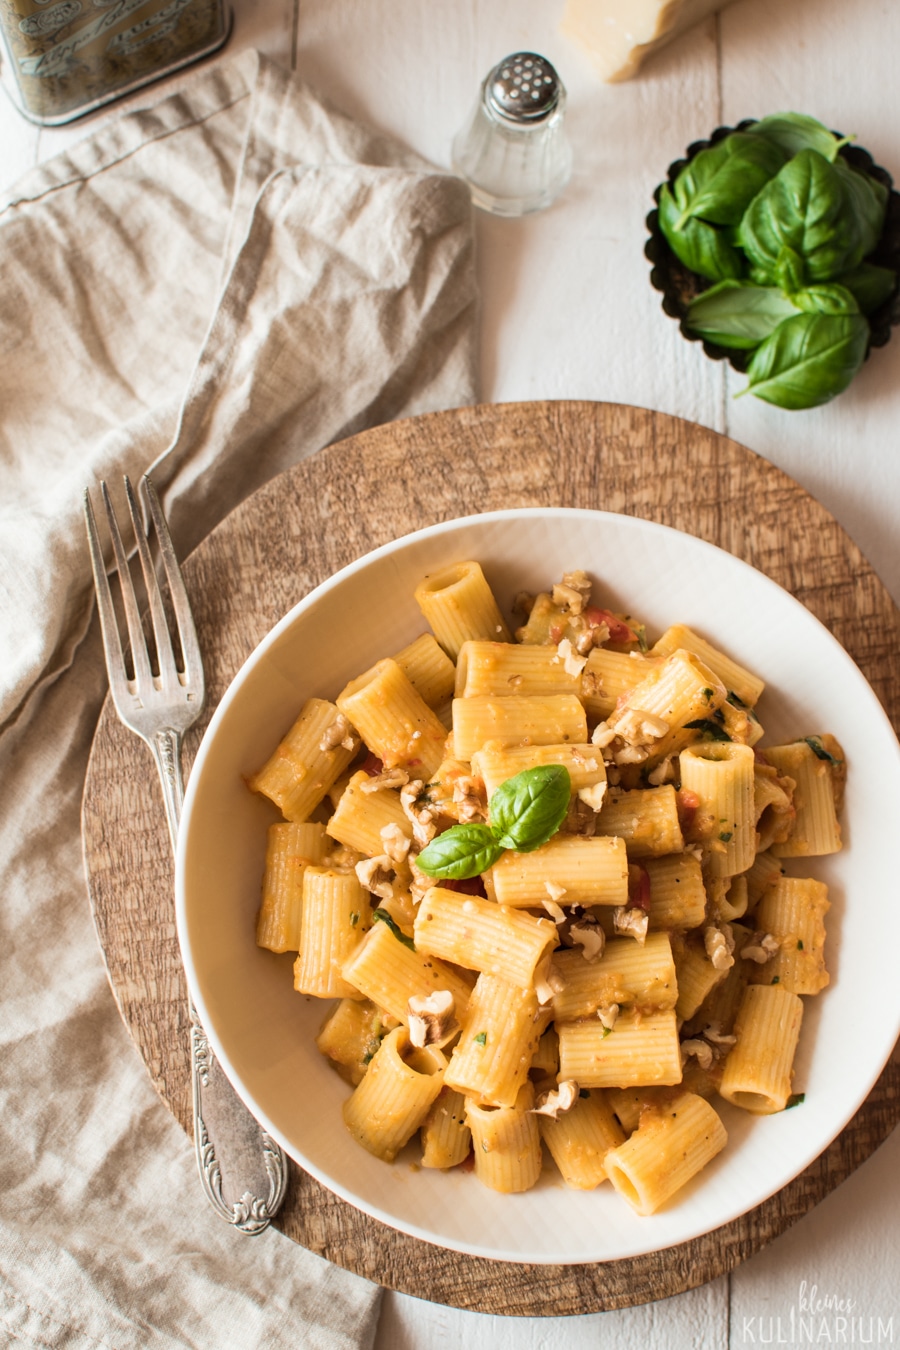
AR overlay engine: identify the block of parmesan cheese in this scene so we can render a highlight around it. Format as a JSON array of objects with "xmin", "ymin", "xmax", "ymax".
[{"xmin": 561, "ymin": 0, "xmax": 738, "ymax": 82}]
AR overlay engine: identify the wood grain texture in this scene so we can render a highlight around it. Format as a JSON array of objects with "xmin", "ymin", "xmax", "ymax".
[{"xmin": 81, "ymin": 400, "xmax": 900, "ymax": 1315}]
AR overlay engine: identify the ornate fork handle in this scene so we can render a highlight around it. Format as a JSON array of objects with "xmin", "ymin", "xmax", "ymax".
[{"xmin": 148, "ymin": 724, "xmax": 289, "ymax": 1236}]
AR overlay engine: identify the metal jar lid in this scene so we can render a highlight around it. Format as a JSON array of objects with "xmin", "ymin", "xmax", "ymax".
[{"xmin": 485, "ymin": 52, "xmax": 562, "ymax": 124}]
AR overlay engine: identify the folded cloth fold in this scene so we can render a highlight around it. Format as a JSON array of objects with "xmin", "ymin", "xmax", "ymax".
[{"xmin": 0, "ymin": 48, "xmax": 476, "ymax": 1348}]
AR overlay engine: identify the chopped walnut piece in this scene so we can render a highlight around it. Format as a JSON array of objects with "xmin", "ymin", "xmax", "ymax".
[
  {"xmin": 567, "ymin": 915, "xmax": 606, "ymax": 962},
  {"xmin": 741, "ymin": 932, "xmax": 781, "ymax": 964},
  {"xmin": 704, "ymin": 923, "xmax": 735, "ymax": 972},
  {"xmin": 542, "ymin": 898, "xmax": 567, "ymax": 925},
  {"xmin": 591, "ymin": 721, "xmax": 617, "ymax": 749},
  {"xmin": 553, "ymin": 571, "xmax": 592, "ymax": 616},
  {"xmin": 355, "ymin": 855, "xmax": 395, "ymax": 901},
  {"xmin": 545, "ymin": 879, "xmax": 567, "ymax": 904},
  {"xmin": 703, "ymin": 1023, "xmax": 737, "ymax": 1052},
  {"xmin": 400, "ymin": 780, "xmax": 437, "ymax": 847},
  {"xmin": 407, "ymin": 991, "xmax": 457, "ymax": 1048},
  {"xmin": 577, "ymin": 781, "xmax": 607, "ymax": 812},
  {"xmin": 533, "ymin": 956, "xmax": 567, "ymax": 1005},
  {"xmin": 327, "ymin": 844, "xmax": 364, "ymax": 873},
  {"xmin": 379, "ymin": 822, "xmax": 410, "ymax": 866},
  {"xmin": 407, "ymin": 852, "xmax": 434, "ymax": 906},
  {"xmin": 531, "ymin": 1079, "xmax": 580, "ymax": 1119},
  {"xmin": 597, "ymin": 1003, "xmax": 619, "ymax": 1031},
  {"xmin": 646, "ymin": 755, "xmax": 675, "ymax": 786},
  {"xmin": 556, "ymin": 637, "xmax": 588, "ymax": 677},
  {"xmin": 613, "ymin": 906, "xmax": 649, "ymax": 943},
  {"xmin": 680, "ymin": 1038, "xmax": 714, "ymax": 1071},
  {"xmin": 319, "ymin": 713, "xmax": 359, "ymax": 754},
  {"xmin": 360, "ymin": 767, "xmax": 410, "ymax": 793},
  {"xmin": 451, "ymin": 774, "xmax": 487, "ymax": 823}
]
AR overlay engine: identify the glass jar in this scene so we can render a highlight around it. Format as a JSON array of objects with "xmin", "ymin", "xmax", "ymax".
[{"xmin": 451, "ymin": 52, "xmax": 572, "ymax": 218}]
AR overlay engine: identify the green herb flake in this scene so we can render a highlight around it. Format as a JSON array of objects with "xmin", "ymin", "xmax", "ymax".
[
  {"xmin": 785, "ymin": 1092, "xmax": 806, "ymax": 1109},
  {"xmin": 772, "ymin": 976, "xmax": 780, "ymax": 984},
  {"xmin": 803, "ymin": 735, "xmax": 843, "ymax": 766},
  {"xmin": 474, "ymin": 1031, "xmax": 487, "ymax": 1046},
  {"xmin": 579, "ymin": 1089, "xmax": 590, "ymax": 1099},
  {"xmin": 797, "ymin": 939, "xmax": 804, "ymax": 950},
  {"xmin": 702, "ymin": 687, "xmax": 715, "ymax": 703},
  {"xmin": 601, "ymin": 1025, "xmax": 612, "ymax": 1039},
  {"xmin": 350, "ymin": 912, "xmax": 360, "ymax": 927},
  {"xmin": 719, "ymin": 830, "xmax": 733, "ymax": 843},
  {"xmin": 685, "ymin": 718, "xmax": 732, "ymax": 742},
  {"xmin": 372, "ymin": 907, "xmax": 416, "ymax": 951}
]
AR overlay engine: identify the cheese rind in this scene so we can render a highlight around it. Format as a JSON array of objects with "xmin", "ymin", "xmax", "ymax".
[{"xmin": 561, "ymin": 0, "xmax": 737, "ymax": 82}]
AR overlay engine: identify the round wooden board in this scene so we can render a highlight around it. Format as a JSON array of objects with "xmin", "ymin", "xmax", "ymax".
[{"xmin": 82, "ymin": 400, "xmax": 900, "ymax": 1315}]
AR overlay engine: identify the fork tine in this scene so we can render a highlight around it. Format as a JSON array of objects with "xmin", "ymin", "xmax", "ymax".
[
  {"xmin": 123, "ymin": 475, "xmax": 179, "ymax": 691},
  {"xmin": 101, "ymin": 480, "xmax": 155, "ymax": 692},
  {"xmin": 84, "ymin": 488, "xmax": 134, "ymax": 709},
  {"xmin": 140, "ymin": 476, "xmax": 204, "ymax": 700}
]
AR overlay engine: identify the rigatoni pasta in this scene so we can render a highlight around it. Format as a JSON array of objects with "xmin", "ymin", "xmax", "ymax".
[{"xmin": 247, "ymin": 557, "xmax": 844, "ymax": 1218}]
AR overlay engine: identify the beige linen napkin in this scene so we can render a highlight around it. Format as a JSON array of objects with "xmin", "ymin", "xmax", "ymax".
[{"xmin": 0, "ymin": 49, "xmax": 476, "ymax": 1348}]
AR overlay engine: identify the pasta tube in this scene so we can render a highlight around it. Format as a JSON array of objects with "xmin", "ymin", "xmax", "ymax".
[
  {"xmin": 337, "ymin": 659, "xmax": 448, "ymax": 780},
  {"xmin": 465, "ymin": 1082, "xmax": 542, "ymax": 1193},
  {"xmin": 414, "ymin": 561, "xmax": 511, "ymax": 659},
  {"xmin": 604, "ymin": 1091, "xmax": 727, "ymax": 1215},
  {"xmin": 248, "ymin": 697, "xmax": 359, "ymax": 822},
  {"xmin": 718, "ymin": 984, "xmax": 804, "ymax": 1114},
  {"xmin": 342, "ymin": 1026, "xmax": 446, "ymax": 1160}
]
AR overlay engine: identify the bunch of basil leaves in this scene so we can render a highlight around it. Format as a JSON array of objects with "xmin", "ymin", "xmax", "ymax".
[{"xmin": 658, "ymin": 112, "xmax": 896, "ymax": 409}]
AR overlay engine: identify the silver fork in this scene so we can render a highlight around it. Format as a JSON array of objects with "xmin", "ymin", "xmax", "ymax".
[{"xmin": 84, "ymin": 475, "xmax": 288, "ymax": 1236}]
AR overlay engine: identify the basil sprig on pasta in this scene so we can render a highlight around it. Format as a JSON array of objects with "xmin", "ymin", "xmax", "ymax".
[{"xmin": 416, "ymin": 765, "xmax": 571, "ymax": 881}]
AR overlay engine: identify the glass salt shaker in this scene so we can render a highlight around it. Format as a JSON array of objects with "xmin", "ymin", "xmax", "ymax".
[{"xmin": 451, "ymin": 52, "xmax": 572, "ymax": 218}]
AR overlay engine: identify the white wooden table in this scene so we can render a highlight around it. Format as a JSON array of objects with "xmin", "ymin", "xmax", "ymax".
[{"xmin": 4, "ymin": 2, "xmax": 899, "ymax": 1345}]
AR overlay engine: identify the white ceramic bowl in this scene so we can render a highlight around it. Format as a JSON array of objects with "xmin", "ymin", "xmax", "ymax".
[{"xmin": 176, "ymin": 507, "xmax": 900, "ymax": 1264}]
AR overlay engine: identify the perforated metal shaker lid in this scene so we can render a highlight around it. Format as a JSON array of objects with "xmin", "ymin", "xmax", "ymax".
[{"xmin": 485, "ymin": 52, "xmax": 562, "ymax": 124}]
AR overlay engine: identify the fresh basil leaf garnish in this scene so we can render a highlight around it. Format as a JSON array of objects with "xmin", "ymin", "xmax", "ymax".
[
  {"xmin": 833, "ymin": 158, "xmax": 889, "ymax": 260},
  {"xmin": 685, "ymin": 280, "xmax": 798, "ymax": 350},
  {"xmin": 750, "ymin": 112, "xmax": 851, "ymax": 163},
  {"xmin": 658, "ymin": 183, "xmax": 745, "ymax": 283},
  {"xmin": 685, "ymin": 719, "xmax": 732, "ymax": 742},
  {"xmin": 803, "ymin": 735, "xmax": 843, "ymax": 765},
  {"xmin": 372, "ymin": 908, "xmax": 416, "ymax": 950},
  {"xmin": 489, "ymin": 764, "xmax": 572, "ymax": 853},
  {"xmin": 792, "ymin": 283, "xmax": 860, "ymax": 317},
  {"xmin": 740, "ymin": 310, "xmax": 869, "ymax": 410},
  {"xmin": 834, "ymin": 262, "xmax": 898, "ymax": 315},
  {"xmin": 415, "ymin": 823, "xmax": 504, "ymax": 881},
  {"xmin": 671, "ymin": 132, "xmax": 786, "ymax": 230},
  {"xmin": 738, "ymin": 150, "xmax": 880, "ymax": 284}
]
